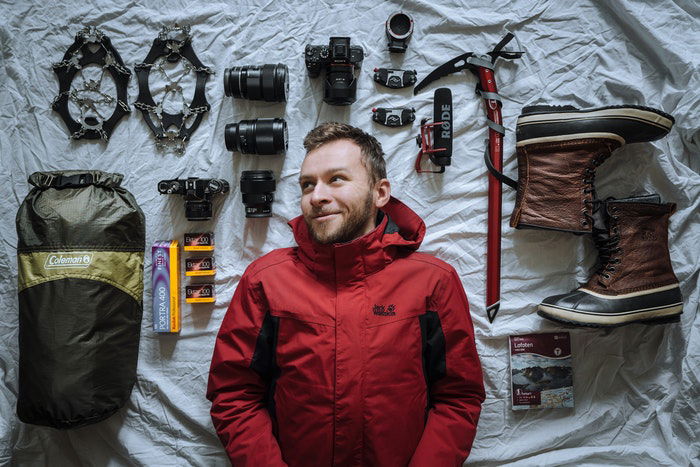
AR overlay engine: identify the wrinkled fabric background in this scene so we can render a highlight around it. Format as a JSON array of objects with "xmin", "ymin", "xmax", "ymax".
[{"xmin": 1, "ymin": 0, "xmax": 698, "ymax": 465}]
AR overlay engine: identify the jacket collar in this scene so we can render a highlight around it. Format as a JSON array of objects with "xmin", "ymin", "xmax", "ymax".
[{"xmin": 288, "ymin": 197, "xmax": 425, "ymax": 283}]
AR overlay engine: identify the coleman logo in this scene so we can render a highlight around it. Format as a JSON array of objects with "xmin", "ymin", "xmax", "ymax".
[
  {"xmin": 44, "ymin": 252, "xmax": 93, "ymax": 269},
  {"xmin": 373, "ymin": 304, "xmax": 396, "ymax": 316}
]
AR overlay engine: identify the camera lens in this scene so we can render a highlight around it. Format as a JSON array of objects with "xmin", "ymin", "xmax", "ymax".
[
  {"xmin": 223, "ymin": 64, "xmax": 288, "ymax": 102},
  {"xmin": 324, "ymin": 65, "xmax": 357, "ymax": 105},
  {"xmin": 240, "ymin": 170, "xmax": 276, "ymax": 218},
  {"xmin": 225, "ymin": 118, "xmax": 288, "ymax": 155}
]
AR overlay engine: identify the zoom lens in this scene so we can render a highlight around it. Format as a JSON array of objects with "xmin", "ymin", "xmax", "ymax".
[
  {"xmin": 225, "ymin": 118, "xmax": 288, "ymax": 155},
  {"xmin": 240, "ymin": 170, "xmax": 276, "ymax": 218},
  {"xmin": 223, "ymin": 64, "xmax": 288, "ymax": 102}
]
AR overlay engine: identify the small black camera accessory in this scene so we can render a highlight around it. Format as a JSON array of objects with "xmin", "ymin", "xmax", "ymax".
[
  {"xmin": 373, "ymin": 68, "xmax": 417, "ymax": 89},
  {"xmin": 372, "ymin": 107, "xmax": 415, "ymax": 127},
  {"xmin": 386, "ymin": 12, "xmax": 414, "ymax": 53},
  {"xmin": 223, "ymin": 64, "xmax": 288, "ymax": 102},
  {"xmin": 225, "ymin": 118, "xmax": 288, "ymax": 155},
  {"xmin": 52, "ymin": 26, "xmax": 131, "ymax": 141},
  {"xmin": 415, "ymin": 88, "xmax": 452, "ymax": 173},
  {"xmin": 157, "ymin": 177, "xmax": 229, "ymax": 221},
  {"xmin": 305, "ymin": 37, "xmax": 364, "ymax": 105},
  {"xmin": 240, "ymin": 170, "xmax": 276, "ymax": 218},
  {"xmin": 134, "ymin": 25, "xmax": 213, "ymax": 155}
]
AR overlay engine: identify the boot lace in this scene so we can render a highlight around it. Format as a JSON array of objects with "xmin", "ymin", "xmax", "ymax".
[
  {"xmin": 581, "ymin": 151, "xmax": 612, "ymax": 228},
  {"xmin": 593, "ymin": 204, "xmax": 622, "ymax": 280}
]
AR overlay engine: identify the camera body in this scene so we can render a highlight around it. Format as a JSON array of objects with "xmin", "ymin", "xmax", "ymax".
[
  {"xmin": 158, "ymin": 177, "xmax": 230, "ymax": 221},
  {"xmin": 305, "ymin": 37, "xmax": 363, "ymax": 105}
]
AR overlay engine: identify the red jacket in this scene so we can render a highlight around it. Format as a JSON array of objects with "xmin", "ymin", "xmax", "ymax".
[{"xmin": 207, "ymin": 197, "xmax": 485, "ymax": 466}]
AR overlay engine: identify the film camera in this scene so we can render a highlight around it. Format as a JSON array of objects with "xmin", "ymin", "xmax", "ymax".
[
  {"xmin": 158, "ymin": 177, "xmax": 230, "ymax": 221},
  {"xmin": 305, "ymin": 37, "xmax": 363, "ymax": 105}
]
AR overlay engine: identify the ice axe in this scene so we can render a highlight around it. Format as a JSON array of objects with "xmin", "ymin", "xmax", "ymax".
[{"xmin": 414, "ymin": 33, "xmax": 523, "ymax": 323}]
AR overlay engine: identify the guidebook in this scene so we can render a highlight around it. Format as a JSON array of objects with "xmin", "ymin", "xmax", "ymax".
[{"xmin": 509, "ymin": 332, "xmax": 574, "ymax": 410}]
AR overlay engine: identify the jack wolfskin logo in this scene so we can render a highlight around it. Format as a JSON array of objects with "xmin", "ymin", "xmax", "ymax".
[
  {"xmin": 44, "ymin": 252, "xmax": 93, "ymax": 269},
  {"xmin": 373, "ymin": 304, "xmax": 396, "ymax": 316}
]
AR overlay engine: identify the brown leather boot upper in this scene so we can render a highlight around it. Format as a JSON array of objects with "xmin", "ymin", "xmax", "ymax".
[
  {"xmin": 510, "ymin": 138, "xmax": 621, "ymax": 233},
  {"xmin": 584, "ymin": 201, "xmax": 679, "ymax": 295}
]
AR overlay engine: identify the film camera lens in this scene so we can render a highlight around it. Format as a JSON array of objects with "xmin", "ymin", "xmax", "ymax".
[
  {"xmin": 225, "ymin": 118, "xmax": 288, "ymax": 155},
  {"xmin": 223, "ymin": 64, "xmax": 289, "ymax": 102},
  {"xmin": 240, "ymin": 170, "xmax": 276, "ymax": 218}
]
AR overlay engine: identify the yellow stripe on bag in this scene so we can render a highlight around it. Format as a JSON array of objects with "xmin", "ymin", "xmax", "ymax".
[{"xmin": 18, "ymin": 250, "xmax": 144, "ymax": 303}]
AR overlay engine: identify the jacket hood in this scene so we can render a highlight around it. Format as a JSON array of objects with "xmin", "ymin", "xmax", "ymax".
[{"xmin": 288, "ymin": 196, "xmax": 426, "ymax": 282}]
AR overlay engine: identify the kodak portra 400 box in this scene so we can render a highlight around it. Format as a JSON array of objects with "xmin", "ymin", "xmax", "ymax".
[{"xmin": 151, "ymin": 240, "xmax": 180, "ymax": 333}]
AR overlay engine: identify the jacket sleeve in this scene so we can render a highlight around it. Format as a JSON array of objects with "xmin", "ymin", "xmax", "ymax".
[
  {"xmin": 206, "ymin": 271, "xmax": 287, "ymax": 466},
  {"xmin": 409, "ymin": 268, "xmax": 486, "ymax": 467}
]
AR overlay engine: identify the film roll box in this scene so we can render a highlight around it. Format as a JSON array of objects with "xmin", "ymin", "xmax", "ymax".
[
  {"xmin": 184, "ymin": 232, "xmax": 214, "ymax": 251},
  {"xmin": 152, "ymin": 240, "xmax": 180, "ymax": 333},
  {"xmin": 185, "ymin": 256, "xmax": 216, "ymax": 276},
  {"xmin": 186, "ymin": 284, "xmax": 215, "ymax": 304}
]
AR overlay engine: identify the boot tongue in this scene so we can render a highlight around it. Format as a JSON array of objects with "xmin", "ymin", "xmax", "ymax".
[
  {"xmin": 591, "ymin": 201, "xmax": 609, "ymax": 235},
  {"xmin": 591, "ymin": 200, "xmax": 611, "ymax": 275}
]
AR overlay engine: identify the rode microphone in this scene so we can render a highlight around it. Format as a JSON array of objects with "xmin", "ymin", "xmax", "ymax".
[{"xmin": 415, "ymin": 88, "xmax": 453, "ymax": 173}]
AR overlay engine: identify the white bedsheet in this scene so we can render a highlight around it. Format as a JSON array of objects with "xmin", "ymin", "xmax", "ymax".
[{"xmin": 1, "ymin": 1, "xmax": 698, "ymax": 465}]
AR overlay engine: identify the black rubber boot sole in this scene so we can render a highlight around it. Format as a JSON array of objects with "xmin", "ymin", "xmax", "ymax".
[
  {"xmin": 538, "ymin": 284, "xmax": 683, "ymax": 328},
  {"xmin": 516, "ymin": 104, "xmax": 675, "ymax": 145},
  {"xmin": 537, "ymin": 308, "xmax": 682, "ymax": 328}
]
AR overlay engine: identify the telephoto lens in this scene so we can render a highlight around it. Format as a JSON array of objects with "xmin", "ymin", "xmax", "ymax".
[
  {"xmin": 223, "ymin": 64, "xmax": 288, "ymax": 102},
  {"xmin": 225, "ymin": 118, "xmax": 288, "ymax": 155},
  {"xmin": 240, "ymin": 170, "xmax": 276, "ymax": 218}
]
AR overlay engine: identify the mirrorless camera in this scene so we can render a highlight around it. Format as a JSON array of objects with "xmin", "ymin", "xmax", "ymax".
[{"xmin": 305, "ymin": 37, "xmax": 363, "ymax": 105}]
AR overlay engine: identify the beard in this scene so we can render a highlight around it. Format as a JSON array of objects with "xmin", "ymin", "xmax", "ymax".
[{"xmin": 305, "ymin": 191, "xmax": 375, "ymax": 245}]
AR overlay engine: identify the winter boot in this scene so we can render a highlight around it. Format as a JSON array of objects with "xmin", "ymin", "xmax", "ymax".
[
  {"xmin": 509, "ymin": 105, "xmax": 675, "ymax": 233},
  {"xmin": 538, "ymin": 195, "xmax": 683, "ymax": 327}
]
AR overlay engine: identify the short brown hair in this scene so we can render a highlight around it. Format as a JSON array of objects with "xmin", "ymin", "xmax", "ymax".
[{"xmin": 303, "ymin": 122, "xmax": 387, "ymax": 184}]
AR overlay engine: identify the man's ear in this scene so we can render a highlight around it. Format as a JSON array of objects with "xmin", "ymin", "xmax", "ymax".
[{"xmin": 374, "ymin": 178, "xmax": 391, "ymax": 208}]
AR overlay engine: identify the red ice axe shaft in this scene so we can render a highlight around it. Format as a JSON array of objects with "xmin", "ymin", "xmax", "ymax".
[{"xmin": 478, "ymin": 66, "xmax": 503, "ymax": 323}]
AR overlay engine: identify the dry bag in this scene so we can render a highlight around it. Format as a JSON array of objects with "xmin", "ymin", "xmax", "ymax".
[{"xmin": 16, "ymin": 170, "xmax": 145, "ymax": 428}]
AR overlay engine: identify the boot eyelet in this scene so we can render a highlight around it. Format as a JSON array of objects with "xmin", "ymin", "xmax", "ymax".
[{"xmin": 603, "ymin": 274, "xmax": 610, "ymax": 279}]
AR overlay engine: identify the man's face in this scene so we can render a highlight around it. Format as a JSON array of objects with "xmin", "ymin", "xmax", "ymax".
[{"xmin": 299, "ymin": 139, "xmax": 384, "ymax": 244}]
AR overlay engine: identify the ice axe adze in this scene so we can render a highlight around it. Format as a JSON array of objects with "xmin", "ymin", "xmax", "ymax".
[{"xmin": 414, "ymin": 33, "xmax": 523, "ymax": 323}]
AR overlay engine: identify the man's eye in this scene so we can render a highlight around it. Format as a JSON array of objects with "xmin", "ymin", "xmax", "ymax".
[
  {"xmin": 330, "ymin": 176, "xmax": 344, "ymax": 183},
  {"xmin": 301, "ymin": 182, "xmax": 314, "ymax": 191}
]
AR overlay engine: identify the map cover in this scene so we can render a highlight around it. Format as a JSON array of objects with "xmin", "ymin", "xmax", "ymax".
[{"xmin": 509, "ymin": 332, "xmax": 574, "ymax": 410}]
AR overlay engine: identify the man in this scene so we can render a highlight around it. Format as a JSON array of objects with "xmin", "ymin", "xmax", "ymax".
[{"xmin": 207, "ymin": 123, "xmax": 485, "ymax": 466}]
